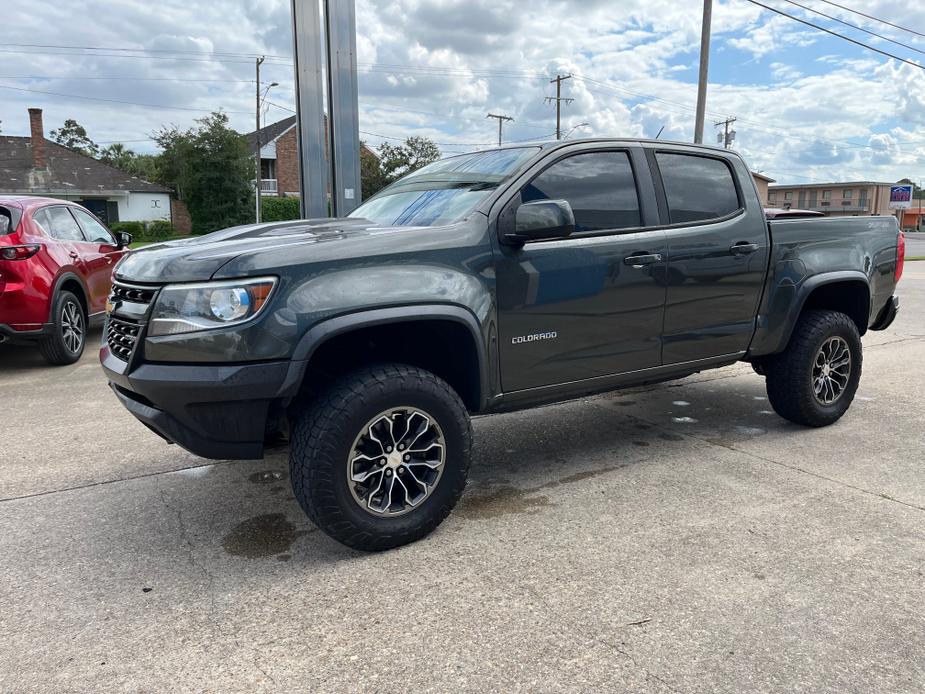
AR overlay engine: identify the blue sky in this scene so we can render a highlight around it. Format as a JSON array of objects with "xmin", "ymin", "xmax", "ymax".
[{"xmin": 1, "ymin": 0, "xmax": 924, "ymax": 185}]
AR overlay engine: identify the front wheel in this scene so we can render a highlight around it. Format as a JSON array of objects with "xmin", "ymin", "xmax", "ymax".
[
  {"xmin": 765, "ymin": 310, "xmax": 862, "ymax": 427},
  {"xmin": 289, "ymin": 364, "xmax": 472, "ymax": 551}
]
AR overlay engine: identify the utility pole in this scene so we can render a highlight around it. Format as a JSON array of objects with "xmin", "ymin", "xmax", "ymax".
[
  {"xmin": 714, "ymin": 116, "xmax": 736, "ymax": 149},
  {"xmin": 545, "ymin": 74, "xmax": 574, "ymax": 140},
  {"xmin": 694, "ymin": 0, "xmax": 712, "ymax": 144},
  {"xmin": 255, "ymin": 56, "xmax": 265, "ymax": 223},
  {"xmin": 486, "ymin": 113, "xmax": 514, "ymax": 146}
]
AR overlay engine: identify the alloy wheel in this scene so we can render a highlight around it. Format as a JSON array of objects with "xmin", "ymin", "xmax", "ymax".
[
  {"xmin": 61, "ymin": 301, "xmax": 84, "ymax": 354},
  {"xmin": 347, "ymin": 407, "xmax": 446, "ymax": 516},
  {"xmin": 812, "ymin": 336, "xmax": 851, "ymax": 405}
]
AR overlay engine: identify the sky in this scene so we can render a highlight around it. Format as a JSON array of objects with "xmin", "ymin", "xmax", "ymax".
[{"xmin": 2, "ymin": 0, "xmax": 925, "ymax": 185}]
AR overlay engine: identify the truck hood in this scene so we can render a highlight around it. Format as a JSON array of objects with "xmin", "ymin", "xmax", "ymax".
[{"xmin": 114, "ymin": 217, "xmax": 401, "ymax": 283}]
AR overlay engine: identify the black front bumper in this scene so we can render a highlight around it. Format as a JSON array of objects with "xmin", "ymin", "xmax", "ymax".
[
  {"xmin": 870, "ymin": 295, "xmax": 899, "ymax": 331},
  {"xmin": 101, "ymin": 346, "xmax": 299, "ymax": 460}
]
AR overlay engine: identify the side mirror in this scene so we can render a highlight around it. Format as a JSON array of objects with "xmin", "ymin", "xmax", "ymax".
[
  {"xmin": 503, "ymin": 199, "xmax": 575, "ymax": 245},
  {"xmin": 116, "ymin": 232, "xmax": 133, "ymax": 249}
]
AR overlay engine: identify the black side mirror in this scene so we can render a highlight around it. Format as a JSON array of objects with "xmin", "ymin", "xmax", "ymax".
[
  {"xmin": 116, "ymin": 232, "xmax": 133, "ymax": 249},
  {"xmin": 502, "ymin": 199, "xmax": 575, "ymax": 245}
]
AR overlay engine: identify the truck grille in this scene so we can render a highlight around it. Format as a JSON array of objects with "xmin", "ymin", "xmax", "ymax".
[
  {"xmin": 106, "ymin": 316, "xmax": 143, "ymax": 360},
  {"xmin": 106, "ymin": 279, "xmax": 160, "ymax": 362}
]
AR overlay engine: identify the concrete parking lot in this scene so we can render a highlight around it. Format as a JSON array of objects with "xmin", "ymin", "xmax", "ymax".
[{"xmin": 2, "ymin": 264, "xmax": 924, "ymax": 693}]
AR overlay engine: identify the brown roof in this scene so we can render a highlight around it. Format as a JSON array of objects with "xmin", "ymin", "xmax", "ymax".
[
  {"xmin": 0, "ymin": 136, "xmax": 171, "ymax": 195},
  {"xmin": 245, "ymin": 116, "xmax": 378, "ymax": 159}
]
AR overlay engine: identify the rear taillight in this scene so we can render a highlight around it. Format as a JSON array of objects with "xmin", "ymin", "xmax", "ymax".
[
  {"xmin": 895, "ymin": 232, "xmax": 905, "ymax": 283},
  {"xmin": 0, "ymin": 244, "xmax": 40, "ymax": 261}
]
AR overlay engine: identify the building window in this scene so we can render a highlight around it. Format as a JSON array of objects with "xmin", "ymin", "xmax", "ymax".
[
  {"xmin": 784, "ymin": 191, "xmax": 793, "ymax": 201},
  {"xmin": 809, "ymin": 191, "xmax": 818, "ymax": 207},
  {"xmin": 768, "ymin": 191, "xmax": 777, "ymax": 202},
  {"xmin": 822, "ymin": 190, "xmax": 831, "ymax": 199},
  {"xmin": 843, "ymin": 189, "xmax": 853, "ymax": 199}
]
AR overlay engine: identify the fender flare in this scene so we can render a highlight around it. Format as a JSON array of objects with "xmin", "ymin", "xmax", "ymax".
[
  {"xmin": 48, "ymin": 271, "xmax": 90, "ymax": 322},
  {"xmin": 753, "ymin": 270, "xmax": 870, "ymax": 356},
  {"xmin": 278, "ymin": 304, "xmax": 490, "ymax": 411}
]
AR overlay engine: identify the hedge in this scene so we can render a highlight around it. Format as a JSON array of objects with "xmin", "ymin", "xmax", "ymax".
[
  {"xmin": 109, "ymin": 220, "xmax": 175, "ymax": 242},
  {"xmin": 261, "ymin": 196, "xmax": 301, "ymax": 222}
]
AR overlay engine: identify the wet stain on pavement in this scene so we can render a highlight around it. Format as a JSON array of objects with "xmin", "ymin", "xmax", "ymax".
[
  {"xmin": 457, "ymin": 487, "xmax": 553, "ymax": 519},
  {"xmin": 222, "ymin": 514, "xmax": 309, "ymax": 558},
  {"xmin": 632, "ymin": 440, "xmax": 650, "ymax": 447},
  {"xmin": 613, "ymin": 400, "xmax": 637, "ymax": 407},
  {"xmin": 459, "ymin": 465, "xmax": 628, "ymax": 520}
]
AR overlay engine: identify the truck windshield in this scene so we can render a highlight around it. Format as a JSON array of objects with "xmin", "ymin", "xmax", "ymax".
[{"xmin": 350, "ymin": 147, "xmax": 539, "ymax": 227}]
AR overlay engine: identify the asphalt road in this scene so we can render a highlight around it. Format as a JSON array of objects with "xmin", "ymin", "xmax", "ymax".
[
  {"xmin": 904, "ymin": 231, "xmax": 925, "ymax": 257},
  {"xmin": 2, "ymin": 264, "xmax": 924, "ymax": 692}
]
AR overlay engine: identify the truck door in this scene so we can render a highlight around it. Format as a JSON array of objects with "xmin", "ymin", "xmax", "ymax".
[
  {"xmin": 650, "ymin": 150, "xmax": 770, "ymax": 364},
  {"xmin": 494, "ymin": 147, "xmax": 667, "ymax": 392}
]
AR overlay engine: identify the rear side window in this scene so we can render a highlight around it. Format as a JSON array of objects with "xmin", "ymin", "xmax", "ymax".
[
  {"xmin": 655, "ymin": 153, "xmax": 741, "ymax": 224},
  {"xmin": 520, "ymin": 151, "xmax": 641, "ymax": 232},
  {"xmin": 1, "ymin": 206, "xmax": 21, "ymax": 235},
  {"xmin": 42, "ymin": 206, "xmax": 85, "ymax": 242}
]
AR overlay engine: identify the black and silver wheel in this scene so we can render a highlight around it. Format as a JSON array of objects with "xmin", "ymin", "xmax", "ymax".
[
  {"xmin": 765, "ymin": 310, "xmax": 862, "ymax": 427},
  {"xmin": 39, "ymin": 290, "xmax": 86, "ymax": 365},
  {"xmin": 289, "ymin": 364, "xmax": 471, "ymax": 551}
]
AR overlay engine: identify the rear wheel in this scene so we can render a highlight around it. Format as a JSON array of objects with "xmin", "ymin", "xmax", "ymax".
[
  {"xmin": 39, "ymin": 290, "xmax": 86, "ymax": 365},
  {"xmin": 765, "ymin": 310, "xmax": 861, "ymax": 427},
  {"xmin": 289, "ymin": 364, "xmax": 472, "ymax": 551}
]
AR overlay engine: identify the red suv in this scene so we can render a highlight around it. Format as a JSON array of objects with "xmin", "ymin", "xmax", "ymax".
[{"xmin": 0, "ymin": 196, "xmax": 131, "ymax": 365}]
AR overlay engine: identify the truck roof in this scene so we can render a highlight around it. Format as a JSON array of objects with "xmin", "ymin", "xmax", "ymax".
[{"xmin": 486, "ymin": 137, "xmax": 734, "ymax": 154}]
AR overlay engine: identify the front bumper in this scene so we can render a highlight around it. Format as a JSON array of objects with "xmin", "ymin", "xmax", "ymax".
[
  {"xmin": 870, "ymin": 295, "xmax": 899, "ymax": 331},
  {"xmin": 101, "ymin": 346, "xmax": 299, "ymax": 460}
]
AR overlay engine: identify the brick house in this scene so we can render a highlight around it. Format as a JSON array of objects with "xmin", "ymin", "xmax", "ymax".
[
  {"xmin": 0, "ymin": 108, "xmax": 175, "ymax": 226},
  {"xmin": 245, "ymin": 116, "xmax": 378, "ymax": 198}
]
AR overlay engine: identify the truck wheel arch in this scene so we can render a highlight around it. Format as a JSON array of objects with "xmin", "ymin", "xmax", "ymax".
[
  {"xmin": 284, "ymin": 305, "xmax": 490, "ymax": 412},
  {"xmin": 773, "ymin": 271, "xmax": 870, "ymax": 355}
]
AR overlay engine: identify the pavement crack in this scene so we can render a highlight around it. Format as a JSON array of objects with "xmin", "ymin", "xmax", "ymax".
[
  {"xmin": 0, "ymin": 460, "xmax": 242, "ymax": 504},
  {"xmin": 158, "ymin": 490, "xmax": 219, "ymax": 628}
]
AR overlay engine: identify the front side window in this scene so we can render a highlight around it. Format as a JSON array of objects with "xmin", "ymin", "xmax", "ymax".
[
  {"xmin": 73, "ymin": 208, "xmax": 116, "ymax": 245},
  {"xmin": 350, "ymin": 147, "xmax": 539, "ymax": 227},
  {"xmin": 41, "ymin": 206, "xmax": 85, "ymax": 241},
  {"xmin": 655, "ymin": 153, "xmax": 740, "ymax": 224},
  {"xmin": 518, "ymin": 151, "xmax": 641, "ymax": 232}
]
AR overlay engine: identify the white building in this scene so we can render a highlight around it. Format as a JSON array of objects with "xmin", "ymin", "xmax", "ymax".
[{"xmin": 0, "ymin": 108, "xmax": 173, "ymax": 225}]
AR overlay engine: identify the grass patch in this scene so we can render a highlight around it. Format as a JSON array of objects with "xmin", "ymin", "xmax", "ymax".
[{"xmin": 907, "ymin": 256, "xmax": 925, "ymax": 261}]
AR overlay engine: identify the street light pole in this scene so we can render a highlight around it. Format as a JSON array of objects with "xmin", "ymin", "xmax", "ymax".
[
  {"xmin": 694, "ymin": 0, "xmax": 712, "ymax": 144},
  {"xmin": 255, "ymin": 56, "xmax": 265, "ymax": 223}
]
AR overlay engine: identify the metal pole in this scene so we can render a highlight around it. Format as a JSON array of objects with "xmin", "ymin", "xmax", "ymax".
[
  {"xmin": 255, "ymin": 56, "xmax": 264, "ymax": 223},
  {"xmin": 694, "ymin": 0, "xmax": 712, "ymax": 144},
  {"xmin": 324, "ymin": 0, "xmax": 362, "ymax": 216},
  {"xmin": 555, "ymin": 76, "xmax": 562, "ymax": 140},
  {"xmin": 487, "ymin": 113, "xmax": 514, "ymax": 146},
  {"xmin": 290, "ymin": 0, "xmax": 329, "ymax": 218}
]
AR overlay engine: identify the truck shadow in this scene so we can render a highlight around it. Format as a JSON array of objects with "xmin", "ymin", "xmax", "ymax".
[{"xmin": 0, "ymin": 328, "xmax": 103, "ymax": 371}]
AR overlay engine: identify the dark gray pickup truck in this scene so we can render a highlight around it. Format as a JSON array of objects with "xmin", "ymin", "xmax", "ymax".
[{"xmin": 101, "ymin": 139, "xmax": 904, "ymax": 550}]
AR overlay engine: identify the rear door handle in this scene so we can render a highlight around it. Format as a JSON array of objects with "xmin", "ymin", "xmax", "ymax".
[
  {"xmin": 623, "ymin": 253, "xmax": 663, "ymax": 267},
  {"xmin": 69, "ymin": 251, "xmax": 79, "ymax": 259},
  {"xmin": 730, "ymin": 242, "xmax": 760, "ymax": 255}
]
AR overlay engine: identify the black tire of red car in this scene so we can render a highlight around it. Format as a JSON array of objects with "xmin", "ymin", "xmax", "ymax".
[
  {"xmin": 289, "ymin": 364, "xmax": 472, "ymax": 551},
  {"xmin": 39, "ymin": 290, "xmax": 86, "ymax": 366},
  {"xmin": 764, "ymin": 309, "xmax": 862, "ymax": 427}
]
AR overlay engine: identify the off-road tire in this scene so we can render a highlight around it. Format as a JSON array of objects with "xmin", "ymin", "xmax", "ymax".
[
  {"xmin": 765, "ymin": 310, "xmax": 862, "ymax": 427},
  {"xmin": 39, "ymin": 290, "xmax": 86, "ymax": 365},
  {"xmin": 289, "ymin": 364, "xmax": 472, "ymax": 551}
]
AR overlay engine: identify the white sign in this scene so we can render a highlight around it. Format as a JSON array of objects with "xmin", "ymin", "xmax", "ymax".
[{"xmin": 889, "ymin": 184, "xmax": 913, "ymax": 209}]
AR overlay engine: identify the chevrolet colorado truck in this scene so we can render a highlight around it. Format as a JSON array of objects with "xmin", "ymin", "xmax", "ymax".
[{"xmin": 101, "ymin": 140, "xmax": 904, "ymax": 551}]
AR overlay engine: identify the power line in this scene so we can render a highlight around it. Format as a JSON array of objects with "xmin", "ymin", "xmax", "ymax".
[
  {"xmin": 742, "ymin": 0, "xmax": 925, "ymax": 72},
  {"xmin": 777, "ymin": 0, "xmax": 925, "ymax": 57},
  {"xmin": 815, "ymin": 0, "xmax": 925, "ymax": 41},
  {"xmin": 1, "ymin": 42, "xmax": 291, "ymax": 60},
  {"xmin": 0, "ymin": 75, "xmax": 256, "ymax": 83},
  {"xmin": 0, "ymin": 83, "xmax": 252, "ymax": 115},
  {"xmin": 486, "ymin": 113, "xmax": 514, "ymax": 146}
]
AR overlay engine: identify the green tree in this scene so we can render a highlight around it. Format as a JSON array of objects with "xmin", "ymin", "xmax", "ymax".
[
  {"xmin": 152, "ymin": 111, "xmax": 254, "ymax": 233},
  {"xmin": 377, "ymin": 136, "xmax": 441, "ymax": 185},
  {"xmin": 50, "ymin": 118, "xmax": 99, "ymax": 157},
  {"xmin": 360, "ymin": 142, "xmax": 388, "ymax": 198}
]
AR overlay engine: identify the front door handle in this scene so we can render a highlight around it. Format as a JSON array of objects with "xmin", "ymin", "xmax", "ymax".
[
  {"xmin": 623, "ymin": 253, "xmax": 663, "ymax": 267},
  {"xmin": 69, "ymin": 251, "xmax": 79, "ymax": 260},
  {"xmin": 730, "ymin": 242, "xmax": 760, "ymax": 255}
]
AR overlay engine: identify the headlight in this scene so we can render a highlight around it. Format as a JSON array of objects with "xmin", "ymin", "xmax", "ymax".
[{"xmin": 148, "ymin": 277, "xmax": 277, "ymax": 336}]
